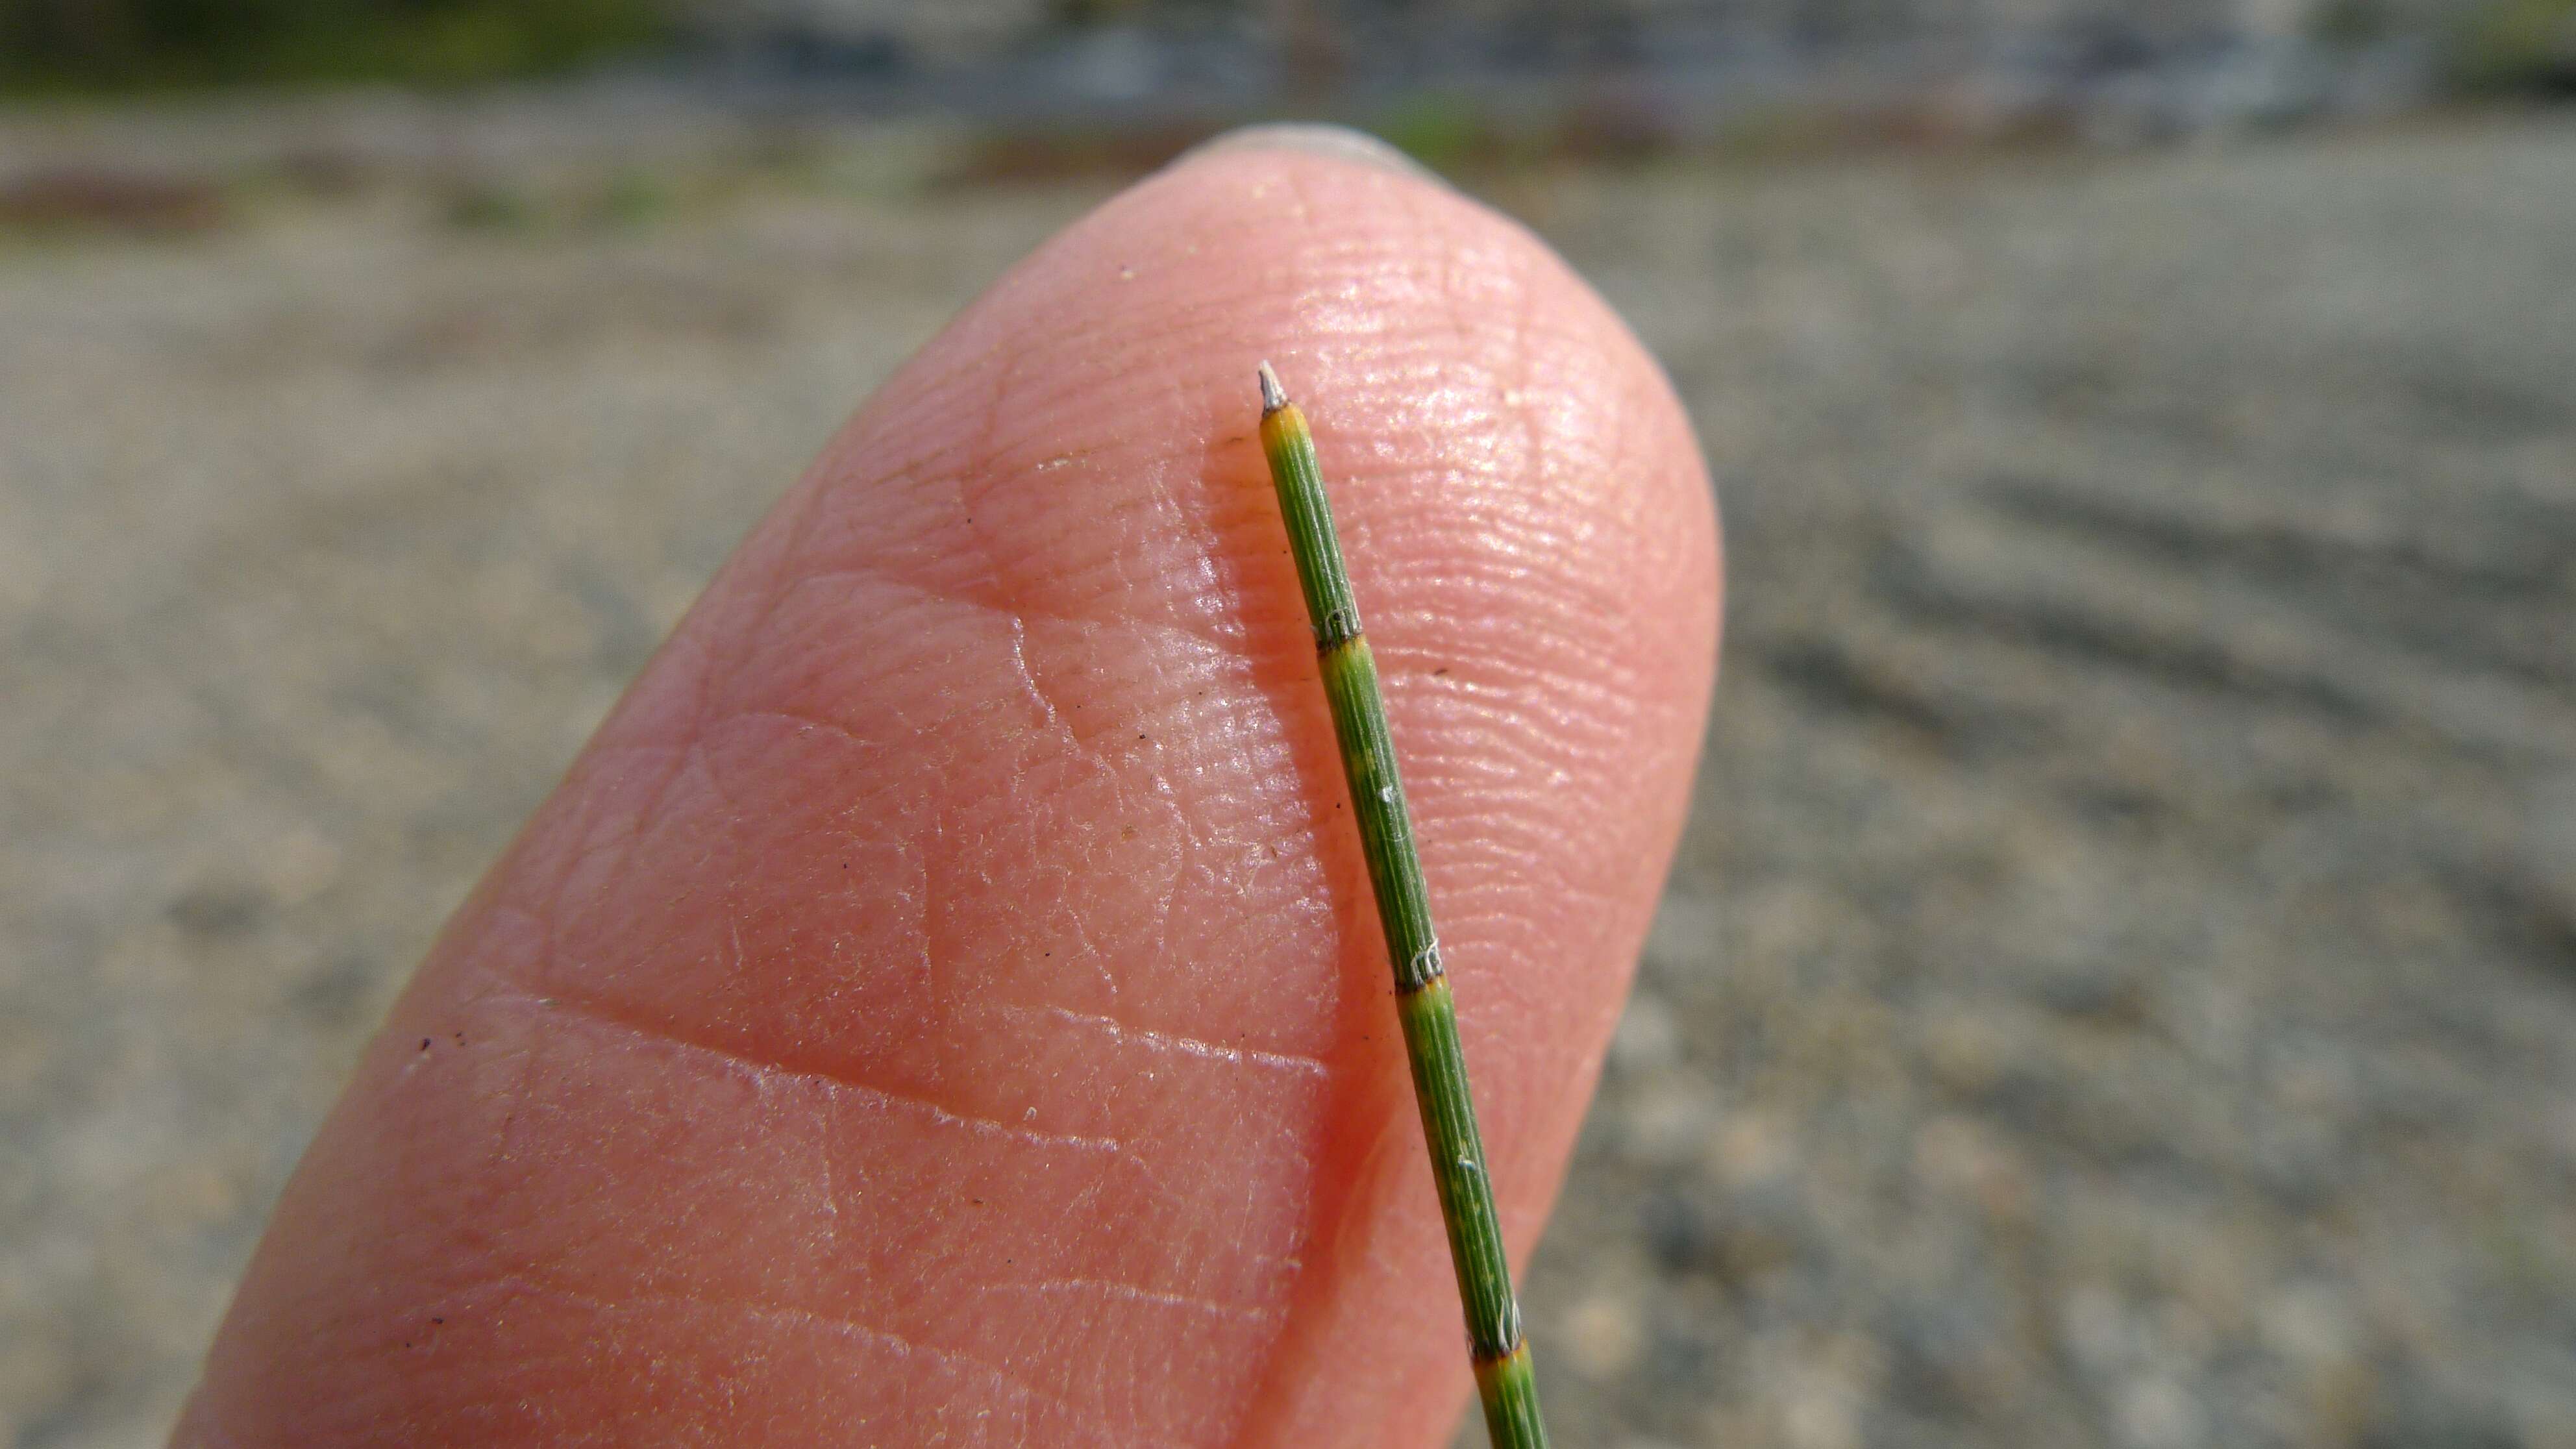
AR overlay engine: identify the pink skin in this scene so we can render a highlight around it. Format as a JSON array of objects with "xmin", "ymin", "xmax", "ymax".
[{"xmin": 177, "ymin": 143, "xmax": 1722, "ymax": 1447}]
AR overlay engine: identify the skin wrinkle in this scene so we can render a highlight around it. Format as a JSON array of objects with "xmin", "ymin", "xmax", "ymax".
[
  {"xmin": 1036, "ymin": 835, "xmax": 1120, "ymax": 1007},
  {"xmin": 947, "ymin": 375, "xmax": 1122, "ymax": 791},
  {"xmin": 517, "ymin": 989, "xmax": 1135, "ymax": 1163},
  {"xmin": 807, "ymin": 1085, "xmax": 844, "ymax": 1250},
  {"xmin": 1413, "ymin": 685, "xmax": 1614, "ymax": 769},
  {"xmin": 765, "ymin": 565, "xmax": 1292, "ymax": 695},
  {"xmin": 633, "ymin": 602, "xmax": 726, "ymax": 804},
  {"xmin": 532, "ymin": 739, "xmax": 691, "ymax": 909},
  {"xmin": 714, "ymin": 704, "xmax": 884, "ymax": 756},
  {"xmin": 1396, "ymin": 615, "xmax": 1642, "ymax": 731},
  {"xmin": 1008, "ymin": 615, "xmax": 1067, "ymax": 734},
  {"xmin": 973, "ymin": 460, "xmax": 1251, "ymax": 656},
  {"xmin": 1007, "ymin": 1001, "xmax": 1332, "ymax": 1079},
  {"xmin": 452, "ymin": 994, "xmax": 550, "ymax": 1220},
  {"xmin": 969, "ymin": 1276, "xmax": 1278, "ymax": 1326},
  {"xmin": 516, "ymin": 718, "xmax": 897, "ymax": 1027},
  {"xmin": 452, "ymin": 1269, "xmax": 1141, "ymax": 1449},
  {"xmin": 759, "ymin": 461, "xmax": 961, "ymax": 613},
  {"xmin": 543, "ymin": 808, "xmax": 943, "ymax": 1066},
  {"xmin": 544, "ymin": 706, "xmax": 707, "ymax": 918}
]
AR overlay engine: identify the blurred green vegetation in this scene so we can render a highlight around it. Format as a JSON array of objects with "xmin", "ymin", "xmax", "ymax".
[
  {"xmin": 5, "ymin": 0, "xmax": 2573, "ymax": 102},
  {"xmin": 0, "ymin": 0, "xmax": 671, "ymax": 92},
  {"xmin": 1370, "ymin": 90, "xmax": 1483, "ymax": 173},
  {"xmin": 2448, "ymin": 0, "xmax": 2576, "ymax": 92}
]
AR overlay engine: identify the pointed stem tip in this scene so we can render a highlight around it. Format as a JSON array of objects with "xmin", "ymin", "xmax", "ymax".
[{"xmin": 1257, "ymin": 361, "xmax": 1288, "ymax": 415}]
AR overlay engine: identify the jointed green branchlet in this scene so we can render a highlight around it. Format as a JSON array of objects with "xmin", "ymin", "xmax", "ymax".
[{"xmin": 1256, "ymin": 362, "xmax": 1551, "ymax": 1449}]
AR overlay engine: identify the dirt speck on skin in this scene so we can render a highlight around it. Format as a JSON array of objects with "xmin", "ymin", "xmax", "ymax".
[{"xmin": 5, "ymin": 99, "xmax": 2575, "ymax": 1449}]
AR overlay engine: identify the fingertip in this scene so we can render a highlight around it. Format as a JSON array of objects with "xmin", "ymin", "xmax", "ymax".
[
  {"xmin": 186, "ymin": 131, "xmax": 1722, "ymax": 1449},
  {"xmin": 1170, "ymin": 121, "xmax": 1452, "ymax": 189}
]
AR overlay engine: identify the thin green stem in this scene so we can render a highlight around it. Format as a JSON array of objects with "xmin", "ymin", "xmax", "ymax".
[{"xmin": 1256, "ymin": 362, "xmax": 1552, "ymax": 1449}]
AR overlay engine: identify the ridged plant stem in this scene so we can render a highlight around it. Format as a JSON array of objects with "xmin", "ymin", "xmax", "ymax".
[{"xmin": 1255, "ymin": 362, "xmax": 1551, "ymax": 1449}]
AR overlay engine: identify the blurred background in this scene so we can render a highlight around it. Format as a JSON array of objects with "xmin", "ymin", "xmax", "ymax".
[{"xmin": 4, "ymin": 1, "xmax": 2574, "ymax": 1446}]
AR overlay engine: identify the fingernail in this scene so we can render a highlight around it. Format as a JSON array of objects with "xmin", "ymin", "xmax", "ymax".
[{"xmin": 1169, "ymin": 123, "xmax": 1446, "ymax": 187}]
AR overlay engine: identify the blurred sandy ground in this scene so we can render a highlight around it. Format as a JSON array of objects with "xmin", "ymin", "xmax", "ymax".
[{"xmin": 3, "ymin": 97, "xmax": 2574, "ymax": 1448}]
